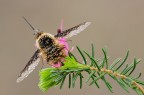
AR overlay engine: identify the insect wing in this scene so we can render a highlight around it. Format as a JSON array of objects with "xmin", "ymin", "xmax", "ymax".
[
  {"xmin": 16, "ymin": 50, "xmax": 40, "ymax": 83},
  {"xmin": 55, "ymin": 22, "xmax": 91, "ymax": 38}
]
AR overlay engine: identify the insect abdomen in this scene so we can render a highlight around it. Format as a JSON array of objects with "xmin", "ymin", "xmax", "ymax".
[{"xmin": 38, "ymin": 33, "xmax": 66, "ymax": 65}]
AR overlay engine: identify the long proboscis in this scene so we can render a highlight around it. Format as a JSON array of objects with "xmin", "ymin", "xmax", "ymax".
[{"xmin": 22, "ymin": 16, "xmax": 36, "ymax": 31}]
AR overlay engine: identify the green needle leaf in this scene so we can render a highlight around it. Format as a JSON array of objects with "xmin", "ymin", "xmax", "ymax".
[
  {"xmin": 127, "ymin": 58, "xmax": 137, "ymax": 76},
  {"xmin": 133, "ymin": 73, "xmax": 142, "ymax": 79},
  {"xmin": 77, "ymin": 46, "xmax": 87, "ymax": 64},
  {"xmin": 83, "ymin": 50, "xmax": 94, "ymax": 66},
  {"xmin": 86, "ymin": 71, "xmax": 96, "ymax": 83},
  {"xmin": 85, "ymin": 70, "xmax": 100, "ymax": 88},
  {"xmin": 79, "ymin": 73, "xmax": 83, "ymax": 89},
  {"xmin": 115, "ymin": 51, "xmax": 129, "ymax": 71},
  {"xmin": 69, "ymin": 74, "xmax": 71, "ymax": 88},
  {"xmin": 60, "ymin": 75, "xmax": 66, "ymax": 89},
  {"xmin": 110, "ymin": 58, "xmax": 121, "ymax": 70},
  {"xmin": 102, "ymin": 48, "xmax": 108, "ymax": 69},
  {"xmin": 127, "ymin": 58, "xmax": 141, "ymax": 76},
  {"xmin": 90, "ymin": 73, "xmax": 106, "ymax": 86},
  {"xmin": 90, "ymin": 57, "xmax": 101, "ymax": 71},
  {"xmin": 72, "ymin": 73, "xmax": 79, "ymax": 88},
  {"xmin": 92, "ymin": 44, "xmax": 95, "ymax": 58}
]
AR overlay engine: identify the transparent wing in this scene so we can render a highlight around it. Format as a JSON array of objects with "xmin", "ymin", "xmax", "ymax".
[
  {"xmin": 55, "ymin": 22, "xmax": 91, "ymax": 38},
  {"xmin": 16, "ymin": 50, "xmax": 40, "ymax": 83}
]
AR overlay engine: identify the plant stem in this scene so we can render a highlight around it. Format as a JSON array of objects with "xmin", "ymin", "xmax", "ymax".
[{"xmin": 88, "ymin": 66, "xmax": 144, "ymax": 94}]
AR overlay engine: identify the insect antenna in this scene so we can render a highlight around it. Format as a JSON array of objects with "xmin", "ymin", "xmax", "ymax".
[{"xmin": 22, "ymin": 16, "xmax": 39, "ymax": 32}]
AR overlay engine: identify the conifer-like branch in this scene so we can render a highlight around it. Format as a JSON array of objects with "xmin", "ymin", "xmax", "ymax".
[{"xmin": 38, "ymin": 44, "xmax": 144, "ymax": 95}]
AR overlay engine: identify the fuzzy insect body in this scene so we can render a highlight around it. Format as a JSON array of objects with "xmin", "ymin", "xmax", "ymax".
[
  {"xmin": 16, "ymin": 17, "xmax": 91, "ymax": 83},
  {"xmin": 36, "ymin": 32, "xmax": 66, "ymax": 65}
]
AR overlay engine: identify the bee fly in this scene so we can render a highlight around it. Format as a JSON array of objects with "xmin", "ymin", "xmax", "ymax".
[{"xmin": 16, "ymin": 17, "xmax": 91, "ymax": 83}]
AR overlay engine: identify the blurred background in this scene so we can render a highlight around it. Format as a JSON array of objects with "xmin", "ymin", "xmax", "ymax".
[{"xmin": 0, "ymin": 0, "xmax": 144, "ymax": 95}]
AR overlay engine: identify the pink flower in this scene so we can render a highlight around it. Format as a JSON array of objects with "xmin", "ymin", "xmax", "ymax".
[
  {"xmin": 59, "ymin": 37, "xmax": 69, "ymax": 55},
  {"xmin": 51, "ymin": 20, "xmax": 69, "ymax": 68}
]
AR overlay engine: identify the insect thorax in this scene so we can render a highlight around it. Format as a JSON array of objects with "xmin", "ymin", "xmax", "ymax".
[
  {"xmin": 36, "ymin": 33, "xmax": 66, "ymax": 64},
  {"xmin": 36, "ymin": 33, "xmax": 55, "ymax": 48}
]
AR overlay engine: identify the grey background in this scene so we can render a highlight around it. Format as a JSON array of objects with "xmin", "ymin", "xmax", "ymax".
[{"xmin": 0, "ymin": 0, "xmax": 144, "ymax": 95}]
